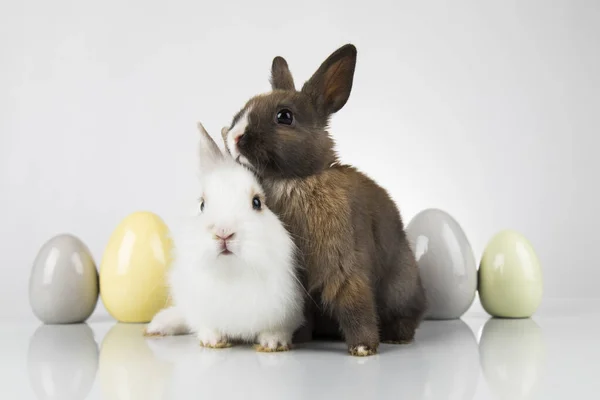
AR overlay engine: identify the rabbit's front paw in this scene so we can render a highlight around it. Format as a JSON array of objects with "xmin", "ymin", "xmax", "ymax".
[
  {"xmin": 197, "ymin": 328, "xmax": 231, "ymax": 349},
  {"xmin": 256, "ymin": 331, "xmax": 292, "ymax": 352},
  {"xmin": 144, "ymin": 307, "xmax": 190, "ymax": 337}
]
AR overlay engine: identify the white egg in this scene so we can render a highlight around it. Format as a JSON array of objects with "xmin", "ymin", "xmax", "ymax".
[{"xmin": 406, "ymin": 208, "xmax": 477, "ymax": 320}]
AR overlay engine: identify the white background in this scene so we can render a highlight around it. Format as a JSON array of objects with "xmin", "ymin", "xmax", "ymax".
[{"xmin": 1, "ymin": 0, "xmax": 598, "ymax": 320}]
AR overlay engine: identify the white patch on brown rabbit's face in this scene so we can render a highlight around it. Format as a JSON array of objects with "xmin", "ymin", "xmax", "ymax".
[{"xmin": 225, "ymin": 107, "xmax": 252, "ymax": 165}]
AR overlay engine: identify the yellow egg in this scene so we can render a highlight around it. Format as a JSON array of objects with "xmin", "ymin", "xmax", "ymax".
[
  {"xmin": 99, "ymin": 211, "xmax": 173, "ymax": 323},
  {"xmin": 478, "ymin": 229, "xmax": 543, "ymax": 318}
]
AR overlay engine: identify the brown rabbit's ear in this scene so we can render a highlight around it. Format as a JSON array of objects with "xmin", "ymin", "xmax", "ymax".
[
  {"xmin": 220, "ymin": 126, "xmax": 233, "ymax": 156},
  {"xmin": 196, "ymin": 122, "xmax": 223, "ymax": 173},
  {"xmin": 301, "ymin": 44, "xmax": 357, "ymax": 115},
  {"xmin": 270, "ymin": 56, "xmax": 295, "ymax": 91}
]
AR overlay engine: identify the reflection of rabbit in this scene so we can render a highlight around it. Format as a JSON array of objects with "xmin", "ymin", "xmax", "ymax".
[
  {"xmin": 314, "ymin": 321, "xmax": 478, "ymax": 400},
  {"xmin": 143, "ymin": 320, "xmax": 480, "ymax": 399},
  {"xmin": 480, "ymin": 318, "xmax": 546, "ymax": 399},
  {"xmin": 148, "ymin": 328, "xmax": 306, "ymax": 400},
  {"xmin": 145, "ymin": 123, "xmax": 304, "ymax": 352},
  {"xmin": 220, "ymin": 44, "xmax": 427, "ymax": 355},
  {"xmin": 27, "ymin": 324, "xmax": 98, "ymax": 400}
]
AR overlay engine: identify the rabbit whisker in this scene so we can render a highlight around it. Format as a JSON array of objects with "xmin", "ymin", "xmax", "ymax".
[{"xmin": 285, "ymin": 267, "xmax": 320, "ymax": 310}]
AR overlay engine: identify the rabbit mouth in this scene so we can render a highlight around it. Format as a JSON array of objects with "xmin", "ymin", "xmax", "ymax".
[
  {"xmin": 218, "ymin": 242, "xmax": 234, "ymax": 256},
  {"xmin": 216, "ymin": 236, "xmax": 236, "ymax": 256}
]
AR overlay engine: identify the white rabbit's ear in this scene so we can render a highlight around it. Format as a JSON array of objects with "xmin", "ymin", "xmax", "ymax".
[{"xmin": 197, "ymin": 122, "xmax": 224, "ymax": 173}]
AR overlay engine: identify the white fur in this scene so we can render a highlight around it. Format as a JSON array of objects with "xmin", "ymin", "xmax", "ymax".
[
  {"xmin": 225, "ymin": 107, "xmax": 253, "ymax": 169},
  {"xmin": 146, "ymin": 306, "xmax": 190, "ymax": 336},
  {"xmin": 354, "ymin": 346, "xmax": 369, "ymax": 356},
  {"xmin": 146, "ymin": 123, "xmax": 304, "ymax": 351}
]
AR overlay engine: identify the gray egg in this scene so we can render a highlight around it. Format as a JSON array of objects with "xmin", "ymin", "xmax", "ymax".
[
  {"xmin": 29, "ymin": 233, "xmax": 99, "ymax": 324},
  {"xmin": 406, "ymin": 208, "xmax": 477, "ymax": 320}
]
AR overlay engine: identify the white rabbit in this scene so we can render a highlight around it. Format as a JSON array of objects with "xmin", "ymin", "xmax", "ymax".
[{"xmin": 144, "ymin": 122, "xmax": 305, "ymax": 352}]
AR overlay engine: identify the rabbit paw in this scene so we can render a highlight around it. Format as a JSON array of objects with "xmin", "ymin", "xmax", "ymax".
[
  {"xmin": 349, "ymin": 345, "xmax": 378, "ymax": 357},
  {"xmin": 197, "ymin": 329, "xmax": 231, "ymax": 349},
  {"xmin": 144, "ymin": 307, "xmax": 190, "ymax": 337},
  {"xmin": 255, "ymin": 331, "xmax": 292, "ymax": 352}
]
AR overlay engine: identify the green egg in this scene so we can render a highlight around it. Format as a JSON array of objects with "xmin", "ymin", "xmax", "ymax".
[{"xmin": 478, "ymin": 230, "xmax": 543, "ymax": 318}]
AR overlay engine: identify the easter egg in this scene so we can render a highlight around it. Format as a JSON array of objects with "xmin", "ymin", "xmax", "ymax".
[
  {"xmin": 28, "ymin": 233, "xmax": 99, "ymax": 324},
  {"xmin": 99, "ymin": 211, "xmax": 173, "ymax": 323},
  {"xmin": 27, "ymin": 323, "xmax": 98, "ymax": 399},
  {"xmin": 478, "ymin": 230, "xmax": 543, "ymax": 318},
  {"xmin": 479, "ymin": 318, "xmax": 546, "ymax": 399},
  {"xmin": 406, "ymin": 208, "xmax": 477, "ymax": 320}
]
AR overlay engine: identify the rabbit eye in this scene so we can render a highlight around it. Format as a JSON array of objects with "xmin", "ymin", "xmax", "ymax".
[
  {"xmin": 252, "ymin": 196, "xmax": 262, "ymax": 211},
  {"xmin": 276, "ymin": 109, "xmax": 293, "ymax": 125},
  {"xmin": 198, "ymin": 199, "xmax": 205, "ymax": 213}
]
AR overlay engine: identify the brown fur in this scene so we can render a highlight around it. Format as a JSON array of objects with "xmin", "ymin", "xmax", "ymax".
[{"xmin": 222, "ymin": 44, "xmax": 427, "ymax": 355}]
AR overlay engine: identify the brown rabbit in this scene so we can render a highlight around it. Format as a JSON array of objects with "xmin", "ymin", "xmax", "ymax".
[{"xmin": 220, "ymin": 44, "xmax": 427, "ymax": 356}]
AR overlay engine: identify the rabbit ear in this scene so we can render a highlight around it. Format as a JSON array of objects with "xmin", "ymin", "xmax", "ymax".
[
  {"xmin": 301, "ymin": 44, "xmax": 357, "ymax": 115},
  {"xmin": 220, "ymin": 126, "xmax": 229, "ymax": 141},
  {"xmin": 220, "ymin": 126, "xmax": 233, "ymax": 156},
  {"xmin": 270, "ymin": 56, "xmax": 295, "ymax": 91},
  {"xmin": 197, "ymin": 122, "xmax": 223, "ymax": 173}
]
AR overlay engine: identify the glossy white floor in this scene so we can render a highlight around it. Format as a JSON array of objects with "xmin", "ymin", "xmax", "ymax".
[{"xmin": 2, "ymin": 299, "xmax": 598, "ymax": 399}]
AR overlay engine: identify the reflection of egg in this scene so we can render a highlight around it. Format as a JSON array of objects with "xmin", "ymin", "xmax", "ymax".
[
  {"xmin": 416, "ymin": 320, "xmax": 480, "ymax": 400},
  {"xmin": 479, "ymin": 318, "xmax": 546, "ymax": 399},
  {"xmin": 27, "ymin": 324, "xmax": 98, "ymax": 400},
  {"xmin": 479, "ymin": 230, "xmax": 543, "ymax": 318},
  {"xmin": 99, "ymin": 323, "xmax": 172, "ymax": 400},
  {"xmin": 99, "ymin": 211, "xmax": 173, "ymax": 323},
  {"xmin": 29, "ymin": 234, "xmax": 99, "ymax": 324},
  {"xmin": 406, "ymin": 208, "xmax": 477, "ymax": 319}
]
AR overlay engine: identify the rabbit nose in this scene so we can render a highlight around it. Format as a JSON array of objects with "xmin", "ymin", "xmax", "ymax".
[{"xmin": 215, "ymin": 232, "xmax": 235, "ymax": 241}]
